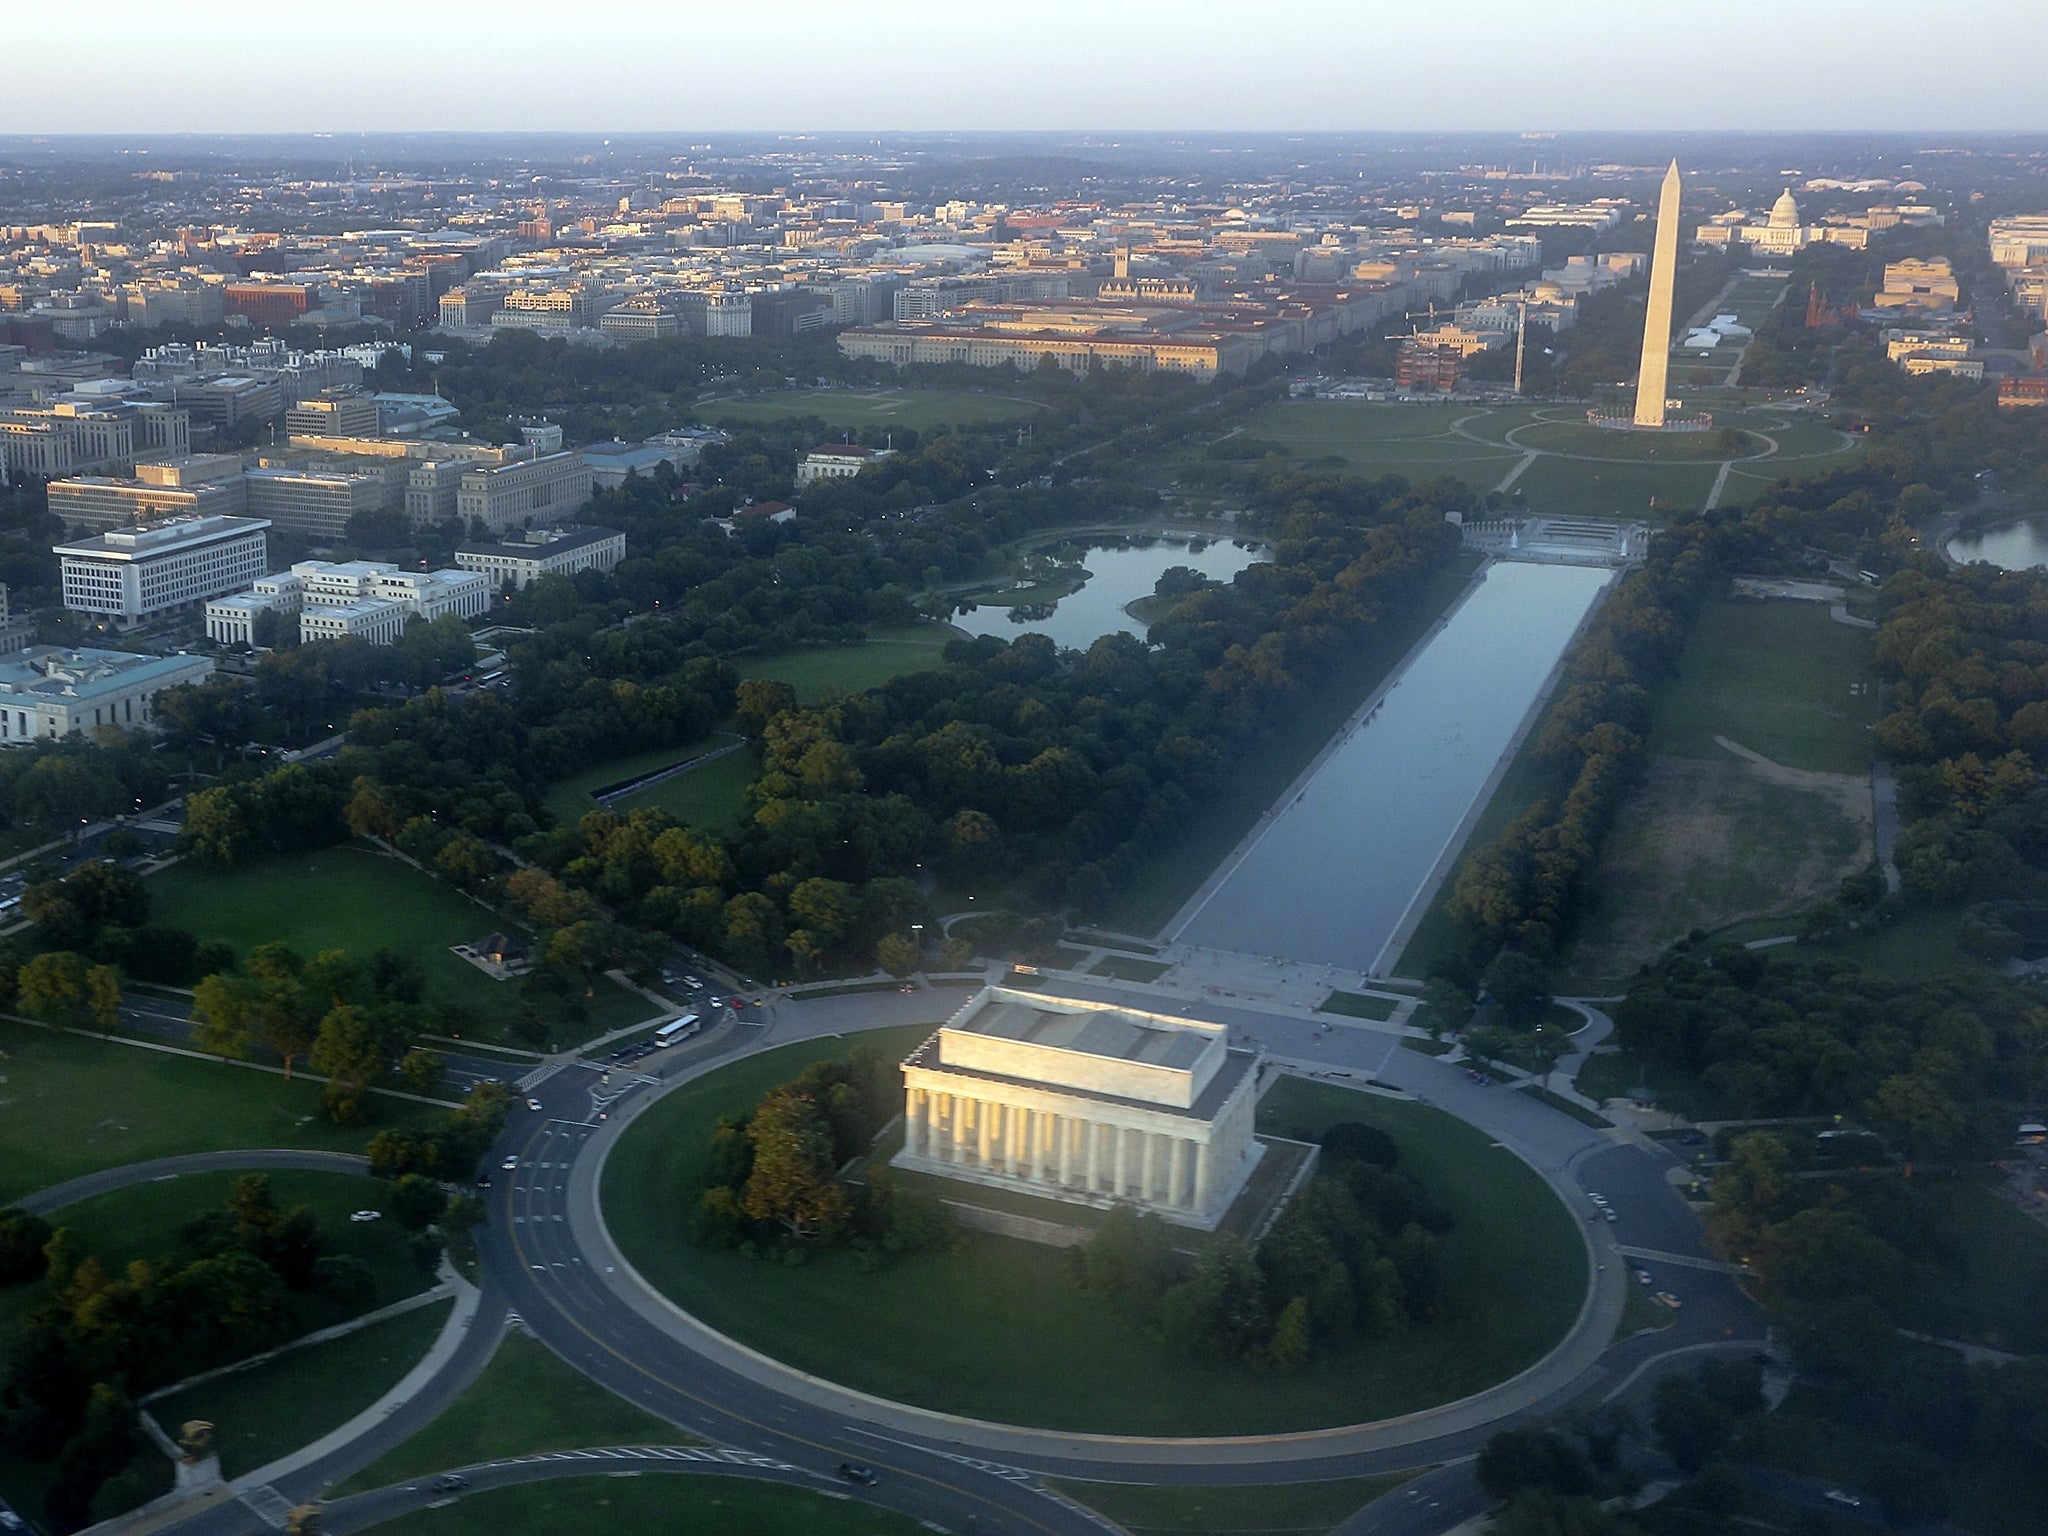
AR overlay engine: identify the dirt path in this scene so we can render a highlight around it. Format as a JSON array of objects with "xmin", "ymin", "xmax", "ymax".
[{"xmin": 1711, "ymin": 735, "xmax": 1873, "ymax": 821}]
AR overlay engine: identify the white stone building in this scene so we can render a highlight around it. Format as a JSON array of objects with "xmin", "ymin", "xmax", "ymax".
[
  {"xmin": 0, "ymin": 646, "xmax": 212, "ymax": 741},
  {"xmin": 208, "ymin": 560, "xmax": 486, "ymax": 647},
  {"xmin": 795, "ymin": 444, "xmax": 898, "ymax": 487},
  {"xmin": 455, "ymin": 526, "xmax": 626, "ymax": 590},
  {"xmin": 894, "ymin": 988, "xmax": 1265, "ymax": 1230},
  {"xmin": 57, "ymin": 514, "xmax": 271, "ymax": 627}
]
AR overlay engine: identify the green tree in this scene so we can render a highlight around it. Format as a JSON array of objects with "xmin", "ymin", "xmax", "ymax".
[
  {"xmin": 875, "ymin": 932, "xmax": 919, "ymax": 978},
  {"xmin": 85, "ymin": 964, "xmax": 122, "ymax": 1036},
  {"xmin": 388, "ymin": 1173, "xmax": 449, "ymax": 1231},
  {"xmin": 1267, "ymin": 1294, "xmax": 1312, "ymax": 1372},
  {"xmin": 739, "ymin": 1089, "xmax": 848, "ymax": 1241},
  {"xmin": 16, "ymin": 950, "xmax": 88, "ymax": 1027},
  {"xmin": 309, "ymin": 1005, "xmax": 393, "ymax": 1100},
  {"xmin": 397, "ymin": 1048, "xmax": 444, "ymax": 1095},
  {"xmin": 190, "ymin": 972, "xmax": 255, "ymax": 1061}
]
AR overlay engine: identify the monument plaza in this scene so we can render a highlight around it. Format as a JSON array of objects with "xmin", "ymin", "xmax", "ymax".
[{"xmin": 895, "ymin": 987, "xmax": 1265, "ymax": 1229}]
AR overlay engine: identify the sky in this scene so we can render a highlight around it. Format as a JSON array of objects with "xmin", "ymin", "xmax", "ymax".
[{"xmin": 7, "ymin": 0, "xmax": 2048, "ymax": 136}]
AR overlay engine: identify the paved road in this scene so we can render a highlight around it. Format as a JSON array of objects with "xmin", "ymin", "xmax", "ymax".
[
  {"xmin": 19, "ymin": 1149, "xmax": 371, "ymax": 1216},
  {"xmin": 104, "ymin": 976, "xmax": 1761, "ymax": 1536}
]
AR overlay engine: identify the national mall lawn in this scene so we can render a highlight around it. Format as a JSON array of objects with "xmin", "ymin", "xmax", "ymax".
[{"xmin": 602, "ymin": 1031, "xmax": 1586, "ymax": 1436}]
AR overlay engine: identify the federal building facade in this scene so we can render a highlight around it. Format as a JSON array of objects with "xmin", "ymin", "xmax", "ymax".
[{"xmin": 894, "ymin": 987, "xmax": 1264, "ymax": 1229}]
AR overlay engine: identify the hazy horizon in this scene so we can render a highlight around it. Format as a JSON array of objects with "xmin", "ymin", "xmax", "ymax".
[{"xmin": 12, "ymin": 0, "xmax": 2048, "ymax": 137}]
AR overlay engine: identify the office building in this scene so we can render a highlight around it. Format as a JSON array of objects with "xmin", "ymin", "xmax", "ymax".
[
  {"xmin": 455, "ymin": 525, "xmax": 626, "ymax": 589},
  {"xmin": 0, "ymin": 400, "xmax": 190, "ymax": 479},
  {"xmin": 56, "ymin": 514, "xmax": 270, "ymax": 626},
  {"xmin": 454, "ymin": 451, "xmax": 593, "ymax": 534},
  {"xmin": 1876, "ymin": 258, "xmax": 1961, "ymax": 312},
  {"xmin": 243, "ymin": 465, "xmax": 389, "ymax": 539},
  {"xmin": 285, "ymin": 391, "xmax": 380, "ymax": 438},
  {"xmin": 0, "ymin": 646, "xmax": 213, "ymax": 741},
  {"xmin": 48, "ymin": 454, "xmax": 248, "ymax": 532},
  {"xmin": 598, "ymin": 296, "xmax": 679, "ymax": 342}
]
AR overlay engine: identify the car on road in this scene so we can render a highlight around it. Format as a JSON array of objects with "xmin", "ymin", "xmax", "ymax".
[
  {"xmin": 432, "ymin": 1473, "xmax": 468, "ymax": 1492},
  {"xmin": 500, "ymin": 1155, "xmax": 518, "ymax": 1171},
  {"xmin": 835, "ymin": 1462, "xmax": 878, "ymax": 1487},
  {"xmin": 1655, "ymin": 1291, "xmax": 1682, "ymax": 1309},
  {"xmin": 349, "ymin": 1209, "xmax": 382, "ymax": 1223},
  {"xmin": 1633, "ymin": 1267, "xmax": 1652, "ymax": 1286},
  {"xmin": 1587, "ymin": 1192, "xmax": 1608, "ymax": 1207},
  {"xmin": 526, "ymin": 1098, "xmax": 543, "ymax": 1111},
  {"xmin": 1823, "ymin": 1490, "xmax": 1861, "ymax": 1508}
]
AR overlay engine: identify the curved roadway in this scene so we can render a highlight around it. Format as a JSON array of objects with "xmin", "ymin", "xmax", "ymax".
[{"xmin": 78, "ymin": 980, "xmax": 1762, "ymax": 1536}]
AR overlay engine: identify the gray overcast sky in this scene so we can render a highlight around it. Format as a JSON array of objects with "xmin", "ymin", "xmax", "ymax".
[{"xmin": 9, "ymin": 0, "xmax": 2048, "ymax": 135}]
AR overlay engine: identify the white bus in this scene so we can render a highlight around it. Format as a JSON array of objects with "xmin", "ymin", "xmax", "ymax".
[{"xmin": 654, "ymin": 1014, "xmax": 701, "ymax": 1047}]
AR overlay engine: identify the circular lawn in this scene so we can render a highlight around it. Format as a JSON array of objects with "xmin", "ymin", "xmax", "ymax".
[{"xmin": 598, "ymin": 1030, "xmax": 1588, "ymax": 1436}]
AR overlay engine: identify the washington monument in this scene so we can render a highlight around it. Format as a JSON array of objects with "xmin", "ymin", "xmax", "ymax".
[{"xmin": 1633, "ymin": 159, "xmax": 1683, "ymax": 428}]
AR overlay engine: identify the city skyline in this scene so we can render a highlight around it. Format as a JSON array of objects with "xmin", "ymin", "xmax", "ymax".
[{"xmin": 10, "ymin": 0, "xmax": 2048, "ymax": 136}]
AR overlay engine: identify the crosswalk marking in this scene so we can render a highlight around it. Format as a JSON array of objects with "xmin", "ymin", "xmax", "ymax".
[{"xmin": 238, "ymin": 1485, "xmax": 297, "ymax": 1530}]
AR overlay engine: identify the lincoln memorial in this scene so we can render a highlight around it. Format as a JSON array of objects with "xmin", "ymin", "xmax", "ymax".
[{"xmin": 894, "ymin": 986, "xmax": 1265, "ymax": 1230}]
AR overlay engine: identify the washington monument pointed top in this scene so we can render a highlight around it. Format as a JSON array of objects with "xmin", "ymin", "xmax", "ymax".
[{"xmin": 1632, "ymin": 159, "xmax": 1683, "ymax": 428}]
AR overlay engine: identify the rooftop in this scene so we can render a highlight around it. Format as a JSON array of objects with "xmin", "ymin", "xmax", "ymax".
[{"xmin": 0, "ymin": 646, "xmax": 209, "ymax": 702}]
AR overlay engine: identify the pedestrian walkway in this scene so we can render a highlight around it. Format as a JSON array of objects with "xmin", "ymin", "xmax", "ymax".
[{"xmin": 232, "ymin": 1257, "xmax": 485, "ymax": 1491}]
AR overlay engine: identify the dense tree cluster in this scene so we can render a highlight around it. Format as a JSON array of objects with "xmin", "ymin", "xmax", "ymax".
[
  {"xmin": 188, "ymin": 940, "xmax": 446, "ymax": 1122},
  {"xmin": 1615, "ymin": 947, "xmax": 2044, "ymax": 1153},
  {"xmin": 1871, "ymin": 565, "xmax": 2048, "ymax": 924},
  {"xmin": 690, "ymin": 1046, "xmax": 950, "ymax": 1257},
  {"xmin": 518, "ymin": 470, "xmax": 1462, "ymax": 975},
  {"xmin": 1072, "ymin": 1123, "xmax": 1450, "ymax": 1372},
  {"xmin": 0, "ymin": 1175, "xmax": 414, "ymax": 1530}
]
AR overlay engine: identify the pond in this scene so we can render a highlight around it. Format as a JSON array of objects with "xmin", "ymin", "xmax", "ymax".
[
  {"xmin": 952, "ymin": 535, "xmax": 1267, "ymax": 652},
  {"xmin": 1947, "ymin": 516, "xmax": 2048, "ymax": 571},
  {"xmin": 1171, "ymin": 560, "xmax": 1617, "ymax": 973}
]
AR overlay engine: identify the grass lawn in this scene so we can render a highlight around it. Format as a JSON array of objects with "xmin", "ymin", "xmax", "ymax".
[
  {"xmin": 1510, "ymin": 455, "xmax": 1720, "ymax": 522},
  {"xmin": 334, "ymin": 1330, "xmax": 695, "ymax": 1495},
  {"xmin": 1318, "ymin": 991, "xmax": 1397, "ymax": 1021},
  {"xmin": 1087, "ymin": 954, "xmax": 1172, "ymax": 983},
  {"xmin": 735, "ymin": 623, "xmax": 952, "ymax": 702},
  {"xmin": 541, "ymin": 737, "xmax": 729, "ymax": 824},
  {"xmin": 1048, "ymin": 1471, "xmax": 1420, "ymax": 1535},
  {"xmin": 1104, "ymin": 554, "xmax": 1483, "ymax": 935},
  {"xmin": 612, "ymin": 748, "xmax": 758, "ymax": 833},
  {"xmin": 350, "ymin": 1475, "xmax": 930, "ymax": 1536},
  {"xmin": 0, "ymin": 1020, "xmax": 432, "ymax": 1206},
  {"xmin": 1614, "ymin": 1282, "xmax": 1679, "ymax": 1340},
  {"xmin": 602, "ymin": 1035, "xmax": 1586, "ymax": 1435},
  {"xmin": 1883, "ymin": 1179, "xmax": 2048, "ymax": 1354},
  {"xmin": 152, "ymin": 1298, "xmax": 453, "ymax": 1479},
  {"xmin": 697, "ymin": 387, "xmax": 1045, "ymax": 433},
  {"xmin": 1514, "ymin": 421, "xmax": 1747, "ymax": 462},
  {"xmin": 1782, "ymin": 905, "xmax": 1974, "ymax": 977},
  {"xmin": 147, "ymin": 847, "xmax": 647, "ymax": 1046},
  {"xmin": 1560, "ymin": 592, "xmax": 1878, "ymax": 976},
  {"xmin": 1645, "ymin": 597, "xmax": 1876, "ymax": 774}
]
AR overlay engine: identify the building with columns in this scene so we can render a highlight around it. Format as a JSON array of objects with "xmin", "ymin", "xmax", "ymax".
[{"xmin": 893, "ymin": 987, "xmax": 1264, "ymax": 1230}]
